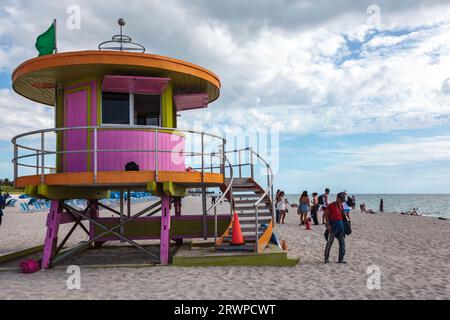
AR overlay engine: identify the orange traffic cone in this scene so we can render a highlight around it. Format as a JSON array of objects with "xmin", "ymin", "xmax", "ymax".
[
  {"xmin": 231, "ymin": 212, "xmax": 245, "ymax": 245},
  {"xmin": 305, "ymin": 218, "xmax": 311, "ymax": 230}
]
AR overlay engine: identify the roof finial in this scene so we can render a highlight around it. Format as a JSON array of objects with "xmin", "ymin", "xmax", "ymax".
[{"xmin": 98, "ymin": 18, "xmax": 145, "ymax": 53}]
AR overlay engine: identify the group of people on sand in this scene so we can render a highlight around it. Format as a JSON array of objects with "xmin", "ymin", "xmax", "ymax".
[
  {"xmin": 275, "ymin": 188, "xmax": 356, "ymax": 226},
  {"xmin": 360, "ymin": 198, "xmax": 421, "ymax": 216},
  {"xmin": 275, "ymin": 188, "xmax": 354, "ymax": 264}
]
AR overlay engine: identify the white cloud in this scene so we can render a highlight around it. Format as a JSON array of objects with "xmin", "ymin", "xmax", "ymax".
[
  {"xmin": 333, "ymin": 136, "xmax": 450, "ymax": 167},
  {"xmin": 0, "ymin": 89, "xmax": 53, "ymax": 141},
  {"xmin": 1, "ymin": 1, "xmax": 450, "ymax": 138},
  {"xmin": 275, "ymin": 135, "xmax": 450, "ymax": 193}
]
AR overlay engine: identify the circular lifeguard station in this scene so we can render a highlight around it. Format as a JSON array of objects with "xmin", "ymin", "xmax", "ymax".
[{"xmin": 11, "ymin": 20, "xmax": 275, "ymax": 268}]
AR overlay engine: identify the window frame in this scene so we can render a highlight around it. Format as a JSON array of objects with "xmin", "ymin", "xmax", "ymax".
[{"xmin": 101, "ymin": 92, "xmax": 162, "ymax": 127}]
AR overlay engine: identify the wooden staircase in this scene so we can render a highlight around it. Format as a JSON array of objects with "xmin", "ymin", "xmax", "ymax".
[{"xmin": 216, "ymin": 178, "xmax": 274, "ymax": 252}]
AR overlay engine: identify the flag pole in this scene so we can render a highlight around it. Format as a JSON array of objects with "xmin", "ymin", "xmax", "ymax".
[{"xmin": 53, "ymin": 19, "xmax": 58, "ymax": 53}]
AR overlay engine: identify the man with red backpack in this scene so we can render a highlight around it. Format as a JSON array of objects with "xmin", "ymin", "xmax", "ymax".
[{"xmin": 324, "ymin": 192, "xmax": 350, "ymax": 264}]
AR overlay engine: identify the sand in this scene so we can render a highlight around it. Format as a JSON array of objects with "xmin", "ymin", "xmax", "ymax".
[{"xmin": 0, "ymin": 196, "xmax": 449, "ymax": 300}]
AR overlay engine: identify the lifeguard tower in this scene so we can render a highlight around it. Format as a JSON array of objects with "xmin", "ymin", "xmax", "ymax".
[{"xmin": 11, "ymin": 20, "xmax": 276, "ymax": 268}]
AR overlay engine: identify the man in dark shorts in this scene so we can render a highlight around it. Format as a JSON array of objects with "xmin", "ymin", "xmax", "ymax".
[{"xmin": 324, "ymin": 192, "xmax": 347, "ymax": 264}]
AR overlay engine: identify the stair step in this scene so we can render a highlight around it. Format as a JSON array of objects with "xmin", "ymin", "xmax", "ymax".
[
  {"xmin": 240, "ymin": 218, "xmax": 271, "ymax": 224},
  {"xmin": 232, "ymin": 185, "xmax": 260, "ymax": 190},
  {"xmin": 234, "ymin": 194, "xmax": 261, "ymax": 198},
  {"xmin": 229, "ymin": 227, "xmax": 265, "ymax": 233},
  {"xmin": 234, "ymin": 199, "xmax": 270, "ymax": 205},
  {"xmin": 216, "ymin": 244, "xmax": 255, "ymax": 252},
  {"xmin": 238, "ymin": 212, "xmax": 272, "ymax": 217},
  {"xmin": 235, "ymin": 205, "xmax": 270, "ymax": 211},
  {"xmin": 223, "ymin": 236, "xmax": 257, "ymax": 243},
  {"xmin": 225, "ymin": 178, "xmax": 249, "ymax": 184}
]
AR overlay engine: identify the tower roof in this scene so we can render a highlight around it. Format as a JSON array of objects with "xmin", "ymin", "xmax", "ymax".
[{"xmin": 12, "ymin": 50, "xmax": 221, "ymax": 106}]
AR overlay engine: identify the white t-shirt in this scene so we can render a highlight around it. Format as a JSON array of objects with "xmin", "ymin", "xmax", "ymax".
[
  {"xmin": 277, "ymin": 197, "xmax": 287, "ymax": 211},
  {"xmin": 342, "ymin": 201, "xmax": 350, "ymax": 211}
]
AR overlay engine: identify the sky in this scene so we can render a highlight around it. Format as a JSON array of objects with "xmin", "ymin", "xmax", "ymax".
[{"xmin": 1, "ymin": 0, "xmax": 450, "ymax": 194}]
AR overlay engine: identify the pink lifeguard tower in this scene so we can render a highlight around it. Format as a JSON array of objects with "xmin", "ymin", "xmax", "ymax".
[{"xmin": 11, "ymin": 20, "xmax": 275, "ymax": 268}]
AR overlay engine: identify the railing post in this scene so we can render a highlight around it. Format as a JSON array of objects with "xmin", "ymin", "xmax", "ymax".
[
  {"xmin": 127, "ymin": 188, "xmax": 131, "ymax": 218},
  {"xmin": 221, "ymin": 141, "xmax": 225, "ymax": 176},
  {"xmin": 250, "ymin": 147, "xmax": 254, "ymax": 179},
  {"xmin": 93, "ymin": 128, "xmax": 98, "ymax": 183},
  {"xmin": 13, "ymin": 143, "xmax": 18, "ymax": 184},
  {"xmin": 255, "ymin": 206, "xmax": 259, "ymax": 253},
  {"xmin": 238, "ymin": 150, "xmax": 242, "ymax": 178},
  {"xmin": 210, "ymin": 152, "xmax": 213, "ymax": 173},
  {"xmin": 36, "ymin": 150, "xmax": 39, "ymax": 176},
  {"xmin": 201, "ymin": 133, "xmax": 207, "ymax": 240},
  {"xmin": 214, "ymin": 206, "xmax": 217, "ymax": 244},
  {"xmin": 229, "ymin": 183, "xmax": 234, "ymax": 217},
  {"xmin": 40, "ymin": 132, "xmax": 45, "ymax": 183},
  {"xmin": 154, "ymin": 129, "xmax": 158, "ymax": 181},
  {"xmin": 201, "ymin": 133, "xmax": 205, "ymax": 183},
  {"xmin": 120, "ymin": 190, "xmax": 124, "ymax": 243}
]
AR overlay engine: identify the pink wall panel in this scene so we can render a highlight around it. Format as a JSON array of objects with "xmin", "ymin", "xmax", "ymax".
[
  {"xmin": 64, "ymin": 89, "xmax": 88, "ymax": 172},
  {"xmin": 96, "ymin": 130, "xmax": 185, "ymax": 172}
]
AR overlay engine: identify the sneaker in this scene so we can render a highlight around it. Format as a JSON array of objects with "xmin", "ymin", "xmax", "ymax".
[{"xmin": 338, "ymin": 261, "xmax": 347, "ymax": 264}]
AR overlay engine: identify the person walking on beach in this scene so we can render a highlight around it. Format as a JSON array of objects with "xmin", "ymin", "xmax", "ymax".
[
  {"xmin": 379, "ymin": 199, "xmax": 384, "ymax": 213},
  {"xmin": 343, "ymin": 195, "xmax": 352, "ymax": 219},
  {"xmin": 324, "ymin": 192, "xmax": 348, "ymax": 264},
  {"xmin": 298, "ymin": 191, "xmax": 310, "ymax": 225},
  {"xmin": 311, "ymin": 192, "xmax": 319, "ymax": 225},
  {"xmin": 275, "ymin": 189, "xmax": 281, "ymax": 223},
  {"xmin": 318, "ymin": 188, "xmax": 330, "ymax": 224},
  {"xmin": 0, "ymin": 193, "xmax": 6, "ymax": 227},
  {"xmin": 351, "ymin": 195, "xmax": 356, "ymax": 210},
  {"xmin": 277, "ymin": 191, "xmax": 288, "ymax": 224}
]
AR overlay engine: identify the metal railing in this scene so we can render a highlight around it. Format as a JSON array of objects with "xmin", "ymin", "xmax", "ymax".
[
  {"xmin": 11, "ymin": 125, "xmax": 226, "ymax": 183},
  {"xmin": 224, "ymin": 147, "xmax": 275, "ymax": 252}
]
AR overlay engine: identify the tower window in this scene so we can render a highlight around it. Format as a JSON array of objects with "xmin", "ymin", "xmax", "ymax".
[{"xmin": 102, "ymin": 92, "xmax": 161, "ymax": 126}]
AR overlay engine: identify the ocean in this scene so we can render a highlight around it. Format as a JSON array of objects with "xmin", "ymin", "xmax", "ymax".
[{"xmin": 285, "ymin": 194, "xmax": 450, "ymax": 218}]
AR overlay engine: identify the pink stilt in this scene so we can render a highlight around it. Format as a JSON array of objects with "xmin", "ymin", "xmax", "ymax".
[
  {"xmin": 41, "ymin": 200, "xmax": 63, "ymax": 269},
  {"xmin": 160, "ymin": 195, "xmax": 171, "ymax": 264}
]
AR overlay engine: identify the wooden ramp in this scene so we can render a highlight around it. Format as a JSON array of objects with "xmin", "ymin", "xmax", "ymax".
[{"xmin": 173, "ymin": 241, "xmax": 298, "ymax": 267}]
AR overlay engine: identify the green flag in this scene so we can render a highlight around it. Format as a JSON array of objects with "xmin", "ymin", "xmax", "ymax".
[{"xmin": 35, "ymin": 22, "xmax": 56, "ymax": 56}]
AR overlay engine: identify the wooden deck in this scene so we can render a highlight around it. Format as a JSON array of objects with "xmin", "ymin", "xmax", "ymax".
[{"xmin": 15, "ymin": 170, "xmax": 224, "ymax": 188}]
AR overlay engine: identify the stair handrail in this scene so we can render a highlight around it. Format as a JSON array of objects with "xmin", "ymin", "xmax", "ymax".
[
  {"xmin": 224, "ymin": 147, "xmax": 274, "ymax": 208},
  {"xmin": 248, "ymin": 148, "xmax": 274, "ymax": 252},
  {"xmin": 206, "ymin": 152, "xmax": 234, "ymax": 242},
  {"xmin": 225, "ymin": 147, "xmax": 274, "ymax": 253},
  {"xmin": 206, "ymin": 153, "xmax": 234, "ymax": 215}
]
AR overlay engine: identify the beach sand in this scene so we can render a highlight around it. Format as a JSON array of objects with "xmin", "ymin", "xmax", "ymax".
[{"xmin": 0, "ymin": 196, "xmax": 449, "ymax": 300}]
